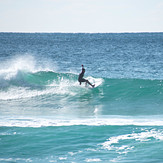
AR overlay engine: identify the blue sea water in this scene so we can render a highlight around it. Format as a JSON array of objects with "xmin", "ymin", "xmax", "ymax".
[{"xmin": 0, "ymin": 32, "xmax": 163, "ymax": 162}]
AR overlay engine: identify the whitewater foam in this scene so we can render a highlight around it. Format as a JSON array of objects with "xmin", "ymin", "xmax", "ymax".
[
  {"xmin": 85, "ymin": 158, "xmax": 102, "ymax": 162},
  {"xmin": 0, "ymin": 83, "xmax": 78, "ymax": 100},
  {"xmin": 0, "ymin": 55, "xmax": 36, "ymax": 80},
  {"xmin": 101, "ymin": 129, "xmax": 163, "ymax": 155},
  {"xmin": 0, "ymin": 55, "xmax": 57, "ymax": 80},
  {"xmin": 1, "ymin": 116, "xmax": 163, "ymax": 127}
]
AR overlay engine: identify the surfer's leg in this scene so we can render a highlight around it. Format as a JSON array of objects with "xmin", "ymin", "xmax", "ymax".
[
  {"xmin": 79, "ymin": 78, "xmax": 95, "ymax": 88},
  {"xmin": 79, "ymin": 78, "xmax": 86, "ymax": 85},
  {"xmin": 86, "ymin": 80, "xmax": 95, "ymax": 88}
]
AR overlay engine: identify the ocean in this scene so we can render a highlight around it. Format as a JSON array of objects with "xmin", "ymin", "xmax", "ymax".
[{"xmin": 0, "ymin": 32, "xmax": 163, "ymax": 162}]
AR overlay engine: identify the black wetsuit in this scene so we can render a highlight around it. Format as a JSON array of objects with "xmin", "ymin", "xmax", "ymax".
[
  {"xmin": 78, "ymin": 66, "xmax": 94, "ymax": 87},
  {"xmin": 78, "ymin": 68, "xmax": 86, "ymax": 84}
]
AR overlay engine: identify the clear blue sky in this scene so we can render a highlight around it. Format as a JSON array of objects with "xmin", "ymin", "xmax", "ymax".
[{"xmin": 0, "ymin": 0, "xmax": 163, "ymax": 33}]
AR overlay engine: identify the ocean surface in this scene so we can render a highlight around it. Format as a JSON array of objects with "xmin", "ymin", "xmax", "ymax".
[{"xmin": 0, "ymin": 32, "xmax": 163, "ymax": 163}]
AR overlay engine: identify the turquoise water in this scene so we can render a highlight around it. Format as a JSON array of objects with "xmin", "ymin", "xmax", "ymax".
[{"xmin": 0, "ymin": 33, "xmax": 163, "ymax": 162}]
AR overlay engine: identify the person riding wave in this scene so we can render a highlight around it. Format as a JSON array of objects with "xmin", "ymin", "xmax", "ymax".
[{"xmin": 78, "ymin": 65, "xmax": 95, "ymax": 88}]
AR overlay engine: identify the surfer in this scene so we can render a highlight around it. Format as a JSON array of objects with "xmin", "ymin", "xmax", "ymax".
[{"xmin": 78, "ymin": 65, "xmax": 95, "ymax": 88}]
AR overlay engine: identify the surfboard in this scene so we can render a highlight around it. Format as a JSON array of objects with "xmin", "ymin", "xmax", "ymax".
[{"xmin": 93, "ymin": 81, "xmax": 101, "ymax": 88}]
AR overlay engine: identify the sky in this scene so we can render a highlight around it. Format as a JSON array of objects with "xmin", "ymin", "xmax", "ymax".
[{"xmin": 0, "ymin": 0, "xmax": 163, "ymax": 33}]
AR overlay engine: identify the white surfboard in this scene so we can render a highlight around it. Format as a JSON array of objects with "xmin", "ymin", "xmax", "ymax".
[{"xmin": 85, "ymin": 77, "xmax": 103, "ymax": 88}]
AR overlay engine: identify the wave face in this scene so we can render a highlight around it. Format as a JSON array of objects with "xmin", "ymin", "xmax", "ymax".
[{"xmin": 1, "ymin": 68, "xmax": 163, "ymax": 116}]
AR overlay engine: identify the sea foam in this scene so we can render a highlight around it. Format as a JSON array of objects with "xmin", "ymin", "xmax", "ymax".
[{"xmin": 1, "ymin": 116, "xmax": 163, "ymax": 127}]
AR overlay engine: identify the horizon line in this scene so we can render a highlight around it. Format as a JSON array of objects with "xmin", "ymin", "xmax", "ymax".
[{"xmin": 0, "ymin": 31, "xmax": 163, "ymax": 34}]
